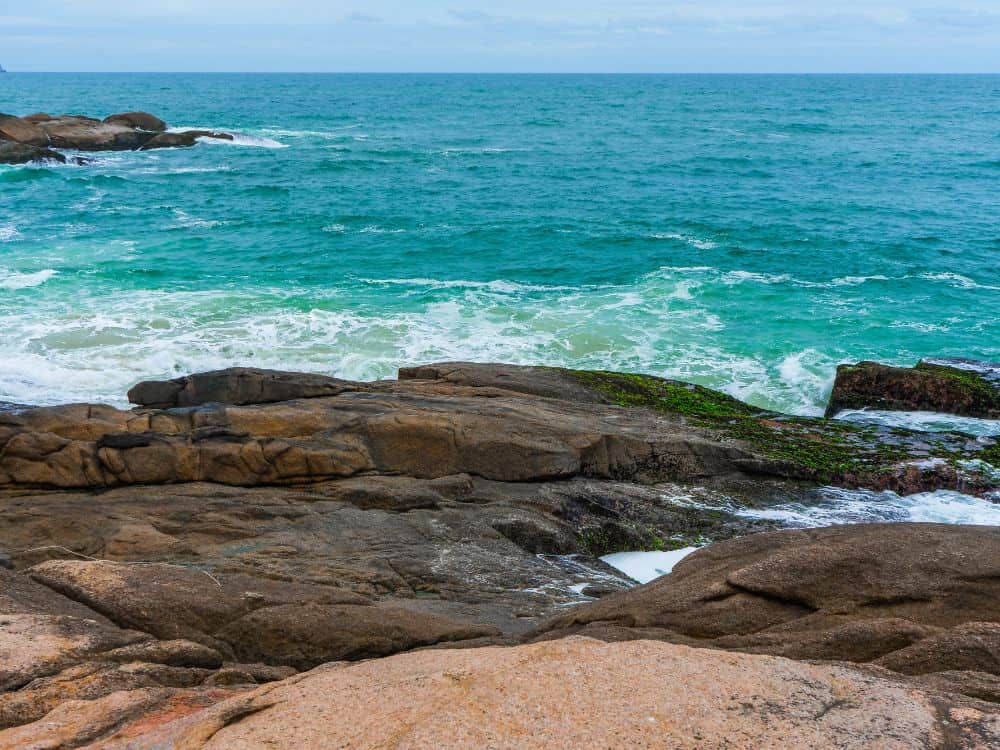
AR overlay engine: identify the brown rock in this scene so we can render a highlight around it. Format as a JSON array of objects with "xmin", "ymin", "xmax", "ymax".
[
  {"xmin": 102, "ymin": 111, "xmax": 167, "ymax": 131},
  {"xmin": 826, "ymin": 359, "xmax": 1000, "ymax": 418},
  {"xmin": 0, "ymin": 114, "xmax": 50, "ymax": 147},
  {"xmin": 32, "ymin": 115, "xmax": 158, "ymax": 151},
  {"xmin": 216, "ymin": 602, "xmax": 500, "ymax": 670},
  {"xmin": 127, "ymin": 367, "xmax": 360, "ymax": 407},
  {"xmin": 530, "ymin": 524, "xmax": 1000, "ymax": 693},
  {"xmin": 874, "ymin": 622, "xmax": 1000, "ymax": 676},
  {"xmin": 27, "ymin": 560, "xmax": 368, "ymax": 657},
  {"xmin": 66, "ymin": 638, "xmax": 1000, "ymax": 750},
  {"xmin": 0, "ymin": 141, "xmax": 65, "ymax": 165},
  {"xmin": 139, "ymin": 130, "xmax": 234, "ymax": 150}
]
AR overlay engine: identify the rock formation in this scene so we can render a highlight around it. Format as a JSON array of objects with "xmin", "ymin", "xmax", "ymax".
[
  {"xmin": 0, "ymin": 110, "xmax": 235, "ymax": 162},
  {"xmin": 827, "ymin": 358, "xmax": 1000, "ymax": 418},
  {"xmin": 531, "ymin": 523, "xmax": 1000, "ymax": 701},
  {"xmin": 0, "ymin": 362, "xmax": 997, "ymax": 747},
  {"xmin": 6, "ymin": 638, "xmax": 996, "ymax": 750}
]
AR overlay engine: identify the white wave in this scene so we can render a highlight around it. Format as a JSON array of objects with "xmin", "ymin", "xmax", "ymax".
[
  {"xmin": 322, "ymin": 223, "xmax": 347, "ymax": 233},
  {"xmin": 358, "ymin": 277, "xmax": 584, "ymax": 293},
  {"xmin": 220, "ymin": 132, "xmax": 287, "ymax": 149},
  {"xmin": 650, "ymin": 233, "xmax": 718, "ymax": 250},
  {"xmin": 0, "ymin": 268, "xmax": 57, "ymax": 290},
  {"xmin": 0, "ymin": 225, "xmax": 19, "ymax": 242},
  {"xmin": 171, "ymin": 209, "xmax": 221, "ymax": 229},
  {"xmin": 735, "ymin": 487, "xmax": 1000, "ymax": 527},
  {"xmin": 360, "ymin": 225, "xmax": 407, "ymax": 235},
  {"xmin": 920, "ymin": 272, "xmax": 1000, "ymax": 292},
  {"xmin": 833, "ymin": 409, "xmax": 1000, "ymax": 437},
  {"xmin": 600, "ymin": 547, "xmax": 700, "ymax": 584},
  {"xmin": 169, "ymin": 126, "xmax": 287, "ymax": 149},
  {"xmin": 776, "ymin": 350, "xmax": 837, "ymax": 417}
]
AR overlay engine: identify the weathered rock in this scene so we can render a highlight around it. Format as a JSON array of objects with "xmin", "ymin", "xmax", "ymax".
[
  {"xmin": 0, "ymin": 686, "xmax": 241, "ymax": 750},
  {"xmin": 139, "ymin": 129, "xmax": 234, "ymax": 150},
  {"xmin": 36, "ymin": 638, "xmax": 996, "ymax": 750},
  {"xmin": 530, "ymin": 524, "xmax": 1000, "ymax": 699},
  {"xmin": 32, "ymin": 115, "xmax": 159, "ymax": 151},
  {"xmin": 127, "ymin": 367, "xmax": 360, "ymax": 407},
  {"xmin": 0, "ymin": 113, "xmax": 49, "ymax": 147},
  {"xmin": 217, "ymin": 602, "xmax": 499, "ymax": 670},
  {"xmin": 3, "ymin": 364, "xmax": 996, "ymax": 495},
  {"xmin": 0, "ymin": 141, "xmax": 65, "ymax": 165},
  {"xmin": 826, "ymin": 359, "xmax": 1000, "ymax": 418},
  {"xmin": 102, "ymin": 111, "xmax": 167, "ymax": 131}
]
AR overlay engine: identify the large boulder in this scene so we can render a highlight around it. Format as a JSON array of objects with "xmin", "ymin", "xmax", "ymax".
[
  {"xmin": 139, "ymin": 130, "xmax": 234, "ymax": 150},
  {"xmin": 127, "ymin": 367, "xmax": 359, "ymax": 407},
  {"xmin": 530, "ymin": 523, "xmax": 1000, "ymax": 698},
  {"xmin": 20, "ymin": 638, "xmax": 994, "ymax": 750},
  {"xmin": 0, "ymin": 141, "xmax": 65, "ymax": 165},
  {"xmin": 0, "ymin": 114, "xmax": 49, "ymax": 147},
  {"xmin": 102, "ymin": 111, "xmax": 167, "ymax": 132},
  {"xmin": 32, "ymin": 116, "xmax": 158, "ymax": 151},
  {"xmin": 826, "ymin": 359, "xmax": 1000, "ymax": 418}
]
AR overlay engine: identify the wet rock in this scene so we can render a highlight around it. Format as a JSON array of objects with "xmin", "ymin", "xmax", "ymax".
[
  {"xmin": 139, "ymin": 130, "xmax": 235, "ymax": 150},
  {"xmin": 58, "ymin": 638, "xmax": 999, "ymax": 750},
  {"xmin": 826, "ymin": 359, "xmax": 1000, "ymax": 418},
  {"xmin": 0, "ymin": 141, "xmax": 66, "ymax": 165}
]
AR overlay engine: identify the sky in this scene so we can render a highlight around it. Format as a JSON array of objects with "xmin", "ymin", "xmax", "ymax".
[{"xmin": 2, "ymin": 1, "xmax": 999, "ymax": 73}]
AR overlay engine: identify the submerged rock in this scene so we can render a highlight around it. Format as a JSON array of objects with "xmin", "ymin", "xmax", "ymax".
[
  {"xmin": 826, "ymin": 359, "xmax": 1000, "ymax": 418},
  {"xmin": 12, "ymin": 638, "xmax": 993, "ymax": 750}
]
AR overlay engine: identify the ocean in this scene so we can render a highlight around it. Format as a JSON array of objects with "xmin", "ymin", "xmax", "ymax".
[{"xmin": 1, "ymin": 73, "xmax": 998, "ymax": 411}]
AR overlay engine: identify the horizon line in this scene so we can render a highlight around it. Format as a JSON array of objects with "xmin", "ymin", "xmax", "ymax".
[{"xmin": 3, "ymin": 70, "xmax": 1000, "ymax": 76}]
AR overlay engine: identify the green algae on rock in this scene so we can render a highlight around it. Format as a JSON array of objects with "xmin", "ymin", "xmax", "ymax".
[{"xmin": 826, "ymin": 359, "xmax": 1000, "ymax": 419}]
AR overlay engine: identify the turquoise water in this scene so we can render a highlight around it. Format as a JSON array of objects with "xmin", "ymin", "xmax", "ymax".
[{"xmin": 1, "ymin": 74, "xmax": 998, "ymax": 412}]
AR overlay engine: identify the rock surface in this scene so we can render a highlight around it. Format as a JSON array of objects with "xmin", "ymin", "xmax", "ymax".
[
  {"xmin": 531, "ymin": 523, "xmax": 1000, "ymax": 701},
  {"xmin": 0, "ymin": 362, "xmax": 998, "ymax": 743},
  {"xmin": 102, "ymin": 111, "xmax": 167, "ymax": 131},
  {"xmin": 827, "ymin": 359, "xmax": 1000, "ymax": 418},
  {"xmin": 0, "ymin": 113, "xmax": 50, "ymax": 147},
  {"xmin": 0, "ymin": 140, "xmax": 66, "ymax": 165},
  {"xmin": 7, "ymin": 638, "xmax": 994, "ymax": 750},
  {"xmin": 0, "ymin": 110, "xmax": 239, "ymax": 155}
]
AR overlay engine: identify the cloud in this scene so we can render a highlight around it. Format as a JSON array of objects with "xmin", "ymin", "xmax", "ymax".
[{"xmin": 1, "ymin": 1, "xmax": 998, "ymax": 71}]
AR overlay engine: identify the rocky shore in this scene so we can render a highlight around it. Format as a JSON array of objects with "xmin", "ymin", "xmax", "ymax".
[
  {"xmin": 0, "ymin": 360, "xmax": 997, "ymax": 747},
  {"xmin": 0, "ymin": 111, "xmax": 234, "ymax": 164}
]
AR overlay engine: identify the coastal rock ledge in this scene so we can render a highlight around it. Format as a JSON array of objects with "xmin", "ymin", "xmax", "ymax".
[
  {"xmin": 0, "ymin": 110, "xmax": 234, "ymax": 164},
  {"xmin": 0, "ymin": 362, "xmax": 998, "ymax": 747}
]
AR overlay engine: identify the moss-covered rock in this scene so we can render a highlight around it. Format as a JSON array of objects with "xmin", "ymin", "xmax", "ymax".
[
  {"xmin": 569, "ymin": 368, "xmax": 999, "ymax": 492},
  {"xmin": 825, "ymin": 359, "xmax": 1000, "ymax": 418}
]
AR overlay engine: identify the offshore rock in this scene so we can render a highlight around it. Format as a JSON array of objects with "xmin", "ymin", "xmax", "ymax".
[
  {"xmin": 102, "ymin": 111, "xmax": 167, "ymax": 131},
  {"xmin": 826, "ymin": 359, "xmax": 1000, "ymax": 418},
  {"xmin": 0, "ymin": 141, "xmax": 66, "ymax": 165},
  {"xmin": 0, "ymin": 110, "xmax": 238, "ymax": 154},
  {"xmin": 0, "ymin": 113, "xmax": 50, "ymax": 147}
]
